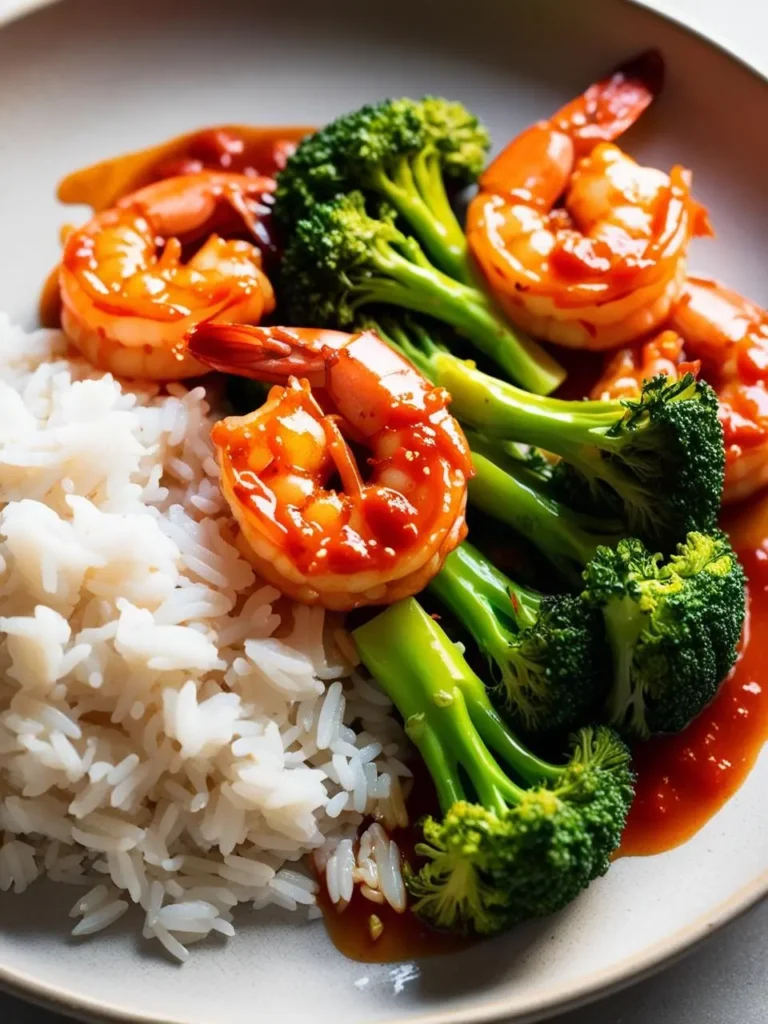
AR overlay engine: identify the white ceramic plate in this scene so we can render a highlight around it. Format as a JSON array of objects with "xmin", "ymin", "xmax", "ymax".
[{"xmin": 0, "ymin": 1, "xmax": 767, "ymax": 1022}]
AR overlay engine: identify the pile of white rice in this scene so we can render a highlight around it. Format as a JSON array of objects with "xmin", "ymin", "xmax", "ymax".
[{"xmin": 0, "ymin": 315, "xmax": 410, "ymax": 960}]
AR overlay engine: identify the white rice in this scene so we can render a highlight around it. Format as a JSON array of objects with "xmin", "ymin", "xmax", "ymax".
[{"xmin": 0, "ymin": 317, "xmax": 409, "ymax": 961}]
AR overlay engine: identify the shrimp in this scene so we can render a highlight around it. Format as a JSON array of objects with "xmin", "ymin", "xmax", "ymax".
[
  {"xmin": 671, "ymin": 278, "xmax": 768, "ymax": 503},
  {"xmin": 593, "ymin": 277, "xmax": 768, "ymax": 504},
  {"xmin": 467, "ymin": 51, "xmax": 711, "ymax": 350},
  {"xmin": 185, "ymin": 324, "xmax": 472, "ymax": 610},
  {"xmin": 56, "ymin": 125, "xmax": 311, "ymax": 214},
  {"xmin": 59, "ymin": 172, "xmax": 276, "ymax": 380},
  {"xmin": 591, "ymin": 329, "xmax": 700, "ymax": 401}
]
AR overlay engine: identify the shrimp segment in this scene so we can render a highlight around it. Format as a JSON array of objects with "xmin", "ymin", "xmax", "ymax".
[
  {"xmin": 186, "ymin": 324, "xmax": 472, "ymax": 610},
  {"xmin": 593, "ymin": 277, "xmax": 768, "ymax": 503},
  {"xmin": 468, "ymin": 52, "xmax": 710, "ymax": 350},
  {"xmin": 56, "ymin": 124, "xmax": 311, "ymax": 214},
  {"xmin": 59, "ymin": 172, "xmax": 276, "ymax": 380}
]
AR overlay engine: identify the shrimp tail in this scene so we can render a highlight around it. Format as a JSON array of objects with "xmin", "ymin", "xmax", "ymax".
[
  {"xmin": 479, "ymin": 50, "xmax": 664, "ymax": 199},
  {"xmin": 553, "ymin": 49, "xmax": 664, "ymax": 154},
  {"xmin": 610, "ymin": 48, "xmax": 665, "ymax": 100},
  {"xmin": 186, "ymin": 322, "xmax": 347, "ymax": 386}
]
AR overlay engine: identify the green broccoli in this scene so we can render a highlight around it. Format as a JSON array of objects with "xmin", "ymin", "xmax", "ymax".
[
  {"xmin": 368, "ymin": 315, "xmax": 724, "ymax": 550},
  {"xmin": 273, "ymin": 96, "xmax": 489, "ymax": 282},
  {"xmin": 430, "ymin": 543, "xmax": 610, "ymax": 734},
  {"xmin": 353, "ymin": 598, "xmax": 634, "ymax": 935},
  {"xmin": 279, "ymin": 192, "xmax": 565, "ymax": 395},
  {"xmin": 583, "ymin": 532, "xmax": 746, "ymax": 737},
  {"xmin": 464, "ymin": 438, "xmax": 627, "ymax": 584},
  {"xmin": 467, "ymin": 448, "xmax": 746, "ymax": 738}
]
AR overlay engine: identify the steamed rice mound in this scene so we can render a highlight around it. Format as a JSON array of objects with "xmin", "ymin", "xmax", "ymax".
[{"xmin": 0, "ymin": 315, "xmax": 408, "ymax": 959}]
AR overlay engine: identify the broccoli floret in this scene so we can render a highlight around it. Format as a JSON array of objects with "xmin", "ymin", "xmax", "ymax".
[
  {"xmin": 357, "ymin": 317, "xmax": 742, "ymax": 741},
  {"xmin": 279, "ymin": 192, "xmax": 565, "ymax": 395},
  {"xmin": 465, "ymin": 448, "xmax": 746, "ymax": 738},
  {"xmin": 583, "ymin": 531, "xmax": 746, "ymax": 738},
  {"xmin": 274, "ymin": 96, "xmax": 489, "ymax": 282},
  {"xmin": 430, "ymin": 543, "xmax": 609, "ymax": 734},
  {"xmin": 353, "ymin": 599, "xmax": 634, "ymax": 936},
  {"xmin": 368, "ymin": 317, "xmax": 723, "ymax": 549},
  {"xmin": 443, "ymin": 361, "xmax": 724, "ymax": 550}
]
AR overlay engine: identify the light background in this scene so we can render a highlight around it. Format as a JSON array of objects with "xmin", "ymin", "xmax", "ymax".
[{"xmin": 0, "ymin": 0, "xmax": 765, "ymax": 1021}]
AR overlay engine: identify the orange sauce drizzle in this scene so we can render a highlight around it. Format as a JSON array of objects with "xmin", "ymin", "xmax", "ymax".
[{"xmin": 620, "ymin": 497, "xmax": 768, "ymax": 855}]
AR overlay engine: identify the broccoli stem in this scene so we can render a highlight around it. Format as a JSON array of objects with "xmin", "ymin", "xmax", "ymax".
[
  {"xmin": 356, "ymin": 239, "xmax": 565, "ymax": 395},
  {"xmin": 369, "ymin": 157, "xmax": 471, "ymax": 284},
  {"xmin": 429, "ymin": 543, "xmax": 557, "ymax": 728},
  {"xmin": 432, "ymin": 543, "xmax": 541, "ymax": 629},
  {"xmin": 434, "ymin": 350, "xmax": 624, "ymax": 452},
  {"xmin": 467, "ymin": 444, "xmax": 620, "ymax": 580},
  {"xmin": 430, "ymin": 351, "xmax": 664, "ymax": 510},
  {"xmin": 429, "ymin": 544, "xmax": 540, "ymax": 676},
  {"xmin": 353, "ymin": 599, "xmax": 561, "ymax": 813}
]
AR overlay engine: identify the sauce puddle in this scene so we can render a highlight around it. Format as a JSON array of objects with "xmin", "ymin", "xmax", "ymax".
[
  {"xmin": 318, "ymin": 887, "xmax": 469, "ymax": 964},
  {"xmin": 620, "ymin": 505, "xmax": 768, "ymax": 856}
]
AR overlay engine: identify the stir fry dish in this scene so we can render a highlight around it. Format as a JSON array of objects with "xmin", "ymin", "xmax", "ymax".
[{"xmin": 0, "ymin": 51, "xmax": 763, "ymax": 963}]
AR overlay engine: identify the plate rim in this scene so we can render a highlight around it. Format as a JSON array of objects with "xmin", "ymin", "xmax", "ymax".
[{"xmin": 0, "ymin": 0, "xmax": 765, "ymax": 1022}]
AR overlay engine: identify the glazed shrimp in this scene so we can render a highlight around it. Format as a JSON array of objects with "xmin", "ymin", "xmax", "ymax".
[
  {"xmin": 186, "ymin": 324, "xmax": 472, "ymax": 610},
  {"xmin": 59, "ymin": 172, "xmax": 276, "ymax": 380},
  {"xmin": 591, "ymin": 329, "xmax": 699, "ymax": 401},
  {"xmin": 56, "ymin": 125, "xmax": 310, "ymax": 214},
  {"xmin": 467, "ymin": 52, "xmax": 711, "ymax": 350},
  {"xmin": 671, "ymin": 278, "xmax": 768, "ymax": 503},
  {"xmin": 593, "ymin": 277, "xmax": 768, "ymax": 503}
]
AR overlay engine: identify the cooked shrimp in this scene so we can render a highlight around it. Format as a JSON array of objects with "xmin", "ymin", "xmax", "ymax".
[
  {"xmin": 186, "ymin": 324, "xmax": 472, "ymax": 610},
  {"xmin": 59, "ymin": 172, "xmax": 276, "ymax": 380},
  {"xmin": 593, "ymin": 277, "xmax": 768, "ymax": 503},
  {"xmin": 56, "ymin": 125, "xmax": 311, "ymax": 214},
  {"xmin": 671, "ymin": 278, "xmax": 768, "ymax": 503},
  {"xmin": 467, "ymin": 51, "xmax": 711, "ymax": 350},
  {"xmin": 591, "ymin": 329, "xmax": 699, "ymax": 400}
]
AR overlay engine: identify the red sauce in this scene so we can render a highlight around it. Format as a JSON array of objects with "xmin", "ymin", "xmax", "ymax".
[
  {"xmin": 620, "ymin": 501, "xmax": 768, "ymax": 856},
  {"xmin": 319, "ymin": 768, "xmax": 471, "ymax": 962},
  {"xmin": 317, "ymin": 885, "xmax": 468, "ymax": 964}
]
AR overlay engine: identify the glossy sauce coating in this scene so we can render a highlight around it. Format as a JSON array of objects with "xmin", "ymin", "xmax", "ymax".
[
  {"xmin": 620, "ymin": 504, "xmax": 768, "ymax": 855},
  {"xmin": 43, "ymin": 126, "xmax": 311, "ymax": 329},
  {"xmin": 319, "ymin": 768, "xmax": 470, "ymax": 963},
  {"xmin": 215, "ymin": 344, "xmax": 471, "ymax": 577},
  {"xmin": 56, "ymin": 125, "xmax": 311, "ymax": 212}
]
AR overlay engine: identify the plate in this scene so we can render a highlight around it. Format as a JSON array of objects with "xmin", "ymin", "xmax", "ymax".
[{"xmin": 0, "ymin": 0, "xmax": 767, "ymax": 1022}]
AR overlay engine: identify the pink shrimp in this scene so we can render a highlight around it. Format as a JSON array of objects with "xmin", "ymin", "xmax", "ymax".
[
  {"xmin": 594, "ymin": 277, "xmax": 768, "ymax": 504},
  {"xmin": 185, "ymin": 323, "xmax": 472, "ymax": 610},
  {"xmin": 59, "ymin": 172, "xmax": 276, "ymax": 380},
  {"xmin": 468, "ymin": 51, "xmax": 712, "ymax": 350}
]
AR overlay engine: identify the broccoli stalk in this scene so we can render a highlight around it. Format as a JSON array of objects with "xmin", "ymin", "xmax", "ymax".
[
  {"xmin": 430, "ymin": 542, "xmax": 610, "ymax": 733},
  {"xmin": 279, "ymin": 192, "xmax": 566, "ymax": 396},
  {"xmin": 353, "ymin": 598, "xmax": 634, "ymax": 935},
  {"xmin": 369, "ymin": 316, "xmax": 724, "ymax": 549},
  {"xmin": 274, "ymin": 96, "xmax": 489, "ymax": 283},
  {"xmin": 467, "ymin": 442, "xmax": 625, "ymax": 582},
  {"xmin": 442, "ymin": 358, "xmax": 724, "ymax": 548},
  {"xmin": 466, "ymin": 447, "xmax": 746, "ymax": 738}
]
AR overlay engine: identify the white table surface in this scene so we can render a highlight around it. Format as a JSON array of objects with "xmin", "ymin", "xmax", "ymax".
[{"xmin": 0, "ymin": 0, "xmax": 766, "ymax": 1021}]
